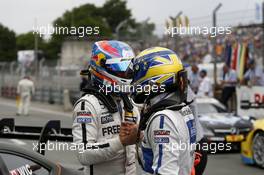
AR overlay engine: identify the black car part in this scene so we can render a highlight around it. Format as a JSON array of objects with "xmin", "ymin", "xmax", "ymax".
[{"xmin": 0, "ymin": 118, "xmax": 73, "ymax": 155}]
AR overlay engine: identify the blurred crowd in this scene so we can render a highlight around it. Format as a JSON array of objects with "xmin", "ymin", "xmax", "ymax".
[
  {"xmin": 188, "ymin": 59, "xmax": 264, "ymax": 111},
  {"xmin": 177, "ymin": 27, "xmax": 262, "ymax": 64},
  {"xmin": 171, "ymin": 26, "xmax": 264, "ymax": 111}
]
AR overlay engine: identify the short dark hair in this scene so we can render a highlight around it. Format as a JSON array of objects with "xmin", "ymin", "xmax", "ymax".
[
  {"xmin": 248, "ymin": 59, "xmax": 255, "ymax": 65},
  {"xmin": 200, "ymin": 69, "xmax": 207, "ymax": 75}
]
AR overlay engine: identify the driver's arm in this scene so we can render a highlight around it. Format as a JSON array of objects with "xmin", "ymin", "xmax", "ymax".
[{"xmin": 72, "ymin": 100, "xmax": 123, "ymax": 165}]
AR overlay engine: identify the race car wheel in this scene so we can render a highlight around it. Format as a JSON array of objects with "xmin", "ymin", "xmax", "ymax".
[{"xmin": 252, "ymin": 131, "xmax": 264, "ymax": 168}]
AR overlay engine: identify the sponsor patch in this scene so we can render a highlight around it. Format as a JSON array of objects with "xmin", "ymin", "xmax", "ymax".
[
  {"xmin": 154, "ymin": 130, "xmax": 170, "ymax": 136},
  {"xmin": 77, "ymin": 111, "xmax": 93, "ymax": 117},
  {"xmin": 101, "ymin": 115, "xmax": 114, "ymax": 124},
  {"xmin": 124, "ymin": 116, "xmax": 137, "ymax": 123},
  {"xmin": 179, "ymin": 107, "xmax": 193, "ymax": 116},
  {"xmin": 102, "ymin": 125, "xmax": 120, "ymax": 136},
  {"xmin": 154, "ymin": 137, "xmax": 170, "ymax": 143},
  {"xmin": 186, "ymin": 119, "xmax": 196, "ymax": 144},
  {"xmin": 77, "ymin": 117, "xmax": 92, "ymax": 123}
]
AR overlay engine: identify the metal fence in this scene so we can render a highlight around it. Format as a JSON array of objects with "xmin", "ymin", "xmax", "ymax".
[{"xmin": 0, "ymin": 62, "xmax": 81, "ymax": 104}]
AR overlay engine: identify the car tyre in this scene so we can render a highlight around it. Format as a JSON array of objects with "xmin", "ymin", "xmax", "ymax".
[{"xmin": 252, "ymin": 131, "xmax": 264, "ymax": 169}]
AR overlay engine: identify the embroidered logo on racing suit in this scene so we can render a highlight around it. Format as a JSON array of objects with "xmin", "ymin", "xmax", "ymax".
[
  {"xmin": 179, "ymin": 107, "xmax": 193, "ymax": 116},
  {"xmin": 154, "ymin": 130, "xmax": 170, "ymax": 136},
  {"xmin": 153, "ymin": 130, "xmax": 171, "ymax": 143},
  {"xmin": 77, "ymin": 118, "xmax": 92, "ymax": 123},
  {"xmin": 77, "ymin": 111, "xmax": 93, "ymax": 117},
  {"xmin": 76, "ymin": 111, "xmax": 93, "ymax": 123},
  {"xmin": 101, "ymin": 115, "xmax": 114, "ymax": 124},
  {"xmin": 102, "ymin": 125, "xmax": 120, "ymax": 136},
  {"xmin": 154, "ymin": 137, "xmax": 170, "ymax": 143},
  {"xmin": 186, "ymin": 119, "xmax": 196, "ymax": 144}
]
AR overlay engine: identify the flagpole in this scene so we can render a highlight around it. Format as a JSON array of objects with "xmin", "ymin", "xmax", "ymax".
[
  {"xmin": 212, "ymin": 3, "xmax": 222, "ymax": 87},
  {"xmin": 34, "ymin": 18, "xmax": 38, "ymax": 78},
  {"xmin": 262, "ymin": 2, "xmax": 264, "ymax": 68}
]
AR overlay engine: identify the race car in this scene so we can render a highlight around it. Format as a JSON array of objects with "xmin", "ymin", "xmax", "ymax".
[
  {"xmin": 0, "ymin": 142, "xmax": 83, "ymax": 175},
  {"xmin": 0, "ymin": 118, "xmax": 83, "ymax": 175},
  {"xmin": 241, "ymin": 118, "xmax": 264, "ymax": 168},
  {"xmin": 196, "ymin": 98, "xmax": 252, "ymax": 151}
]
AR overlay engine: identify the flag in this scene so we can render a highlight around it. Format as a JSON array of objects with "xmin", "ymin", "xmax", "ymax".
[
  {"xmin": 239, "ymin": 43, "xmax": 246, "ymax": 80},
  {"xmin": 227, "ymin": 42, "xmax": 249, "ymax": 80},
  {"xmin": 231, "ymin": 43, "xmax": 238, "ymax": 70},
  {"xmin": 236, "ymin": 43, "xmax": 242, "ymax": 76},
  {"xmin": 225, "ymin": 43, "xmax": 232, "ymax": 66}
]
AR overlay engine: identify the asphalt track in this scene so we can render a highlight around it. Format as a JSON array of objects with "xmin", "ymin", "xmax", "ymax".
[
  {"xmin": 0, "ymin": 97, "xmax": 72, "ymax": 128},
  {"xmin": 0, "ymin": 97, "xmax": 263, "ymax": 175}
]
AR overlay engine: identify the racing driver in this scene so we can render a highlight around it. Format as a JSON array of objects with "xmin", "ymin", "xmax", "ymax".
[
  {"xmin": 72, "ymin": 40, "xmax": 139, "ymax": 175},
  {"xmin": 121, "ymin": 47, "xmax": 197, "ymax": 175}
]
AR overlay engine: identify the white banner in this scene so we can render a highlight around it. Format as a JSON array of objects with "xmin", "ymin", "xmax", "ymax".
[
  {"xmin": 17, "ymin": 50, "xmax": 35, "ymax": 66},
  {"xmin": 236, "ymin": 86, "xmax": 264, "ymax": 119}
]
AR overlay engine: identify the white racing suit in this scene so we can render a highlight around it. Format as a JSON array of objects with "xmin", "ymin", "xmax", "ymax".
[
  {"xmin": 187, "ymin": 86, "xmax": 204, "ymax": 142},
  {"xmin": 139, "ymin": 102, "xmax": 196, "ymax": 175},
  {"xmin": 72, "ymin": 94, "xmax": 139, "ymax": 175},
  {"xmin": 17, "ymin": 78, "xmax": 35, "ymax": 115}
]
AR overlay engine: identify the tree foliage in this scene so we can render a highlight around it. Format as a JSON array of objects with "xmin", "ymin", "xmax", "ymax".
[
  {"xmin": 0, "ymin": 23, "xmax": 16, "ymax": 61},
  {"xmin": 0, "ymin": 0, "xmax": 156, "ymax": 61},
  {"xmin": 119, "ymin": 19, "xmax": 156, "ymax": 40},
  {"xmin": 16, "ymin": 32, "xmax": 46, "ymax": 50},
  {"xmin": 46, "ymin": 3, "xmax": 114, "ymax": 59},
  {"xmin": 53, "ymin": 4, "xmax": 112, "ymax": 37},
  {"xmin": 102, "ymin": 0, "xmax": 132, "ymax": 32}
]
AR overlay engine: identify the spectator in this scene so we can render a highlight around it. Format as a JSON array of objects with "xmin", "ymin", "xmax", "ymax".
[
  {"xmin": 16, "ymin": 76, "xmax": 35, "ymax": 116},
  {"xmin": 197, "ymin": 70, "xmax": 213, "ymax": 97},
  {"xmin": 242, "ymin": 59, "xmax": 264, "ymax": 86},
  {"xmin": 188, "ymin": 64, "xmax": 200, "ymax": 94},
  {"xmin": 220, "ymin": 64, "xmax": 237, "ymax": 109},
  {"xmin": 203, "ymin": 53, "xmax": 212, "ymax": 63}
]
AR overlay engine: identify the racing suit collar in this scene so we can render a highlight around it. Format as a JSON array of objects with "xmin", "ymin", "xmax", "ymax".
[
  {"xmin": 131, "ymin": 99, "xmax": 144, "ymax": 111},
  {"xmin": 111, "ymin": 94, "xmax": 121, "ymax": 101},
  {"xmin": 148, "ymin": 92, "xmax": 185, "ymax": 112},
  {"xmin": 138, "ymin": 92, "xmax": 187, "ymax": 131},
  {"xmin": 135, "ymin": 92, "xmax": 182, "ymax": 114},
  {"xmin": 149, "ymin": 92, "xmax": 174, "ymax": 106}
]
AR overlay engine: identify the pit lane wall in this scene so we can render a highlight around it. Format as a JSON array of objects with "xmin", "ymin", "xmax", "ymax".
[{"xmin": 237, "ymin": 86, "xmax": 264, "ymax": 119}]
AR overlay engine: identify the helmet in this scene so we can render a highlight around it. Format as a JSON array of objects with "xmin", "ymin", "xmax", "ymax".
[
  {"xmin": 132, "ymin": 47, "xmax": 188, "ymax": 103},
  {"xmin": 89, "ymin": 40, "xmax": 134, "ymax": 93}
]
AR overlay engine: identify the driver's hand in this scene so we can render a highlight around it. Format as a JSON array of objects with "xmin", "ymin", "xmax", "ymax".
[{"xmin": 119, "ymin": 122, "xmax": 138, "ymax": 146}]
